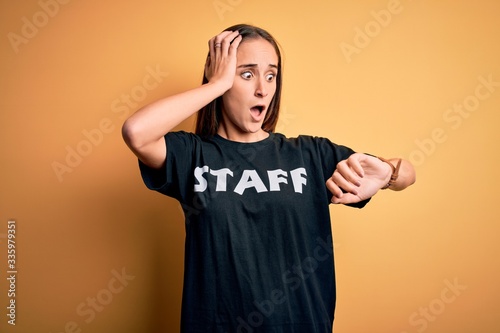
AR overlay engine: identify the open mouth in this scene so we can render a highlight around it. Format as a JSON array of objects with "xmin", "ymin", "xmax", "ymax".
[{"xmin": 250, "ymin": 105, "xmax": 266, "ymax": 116}]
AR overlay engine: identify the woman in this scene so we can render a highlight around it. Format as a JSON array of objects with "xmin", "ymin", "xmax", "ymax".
[{"xmin": 122, "ymin": 24, "xmax": 415, "ymax": 333}]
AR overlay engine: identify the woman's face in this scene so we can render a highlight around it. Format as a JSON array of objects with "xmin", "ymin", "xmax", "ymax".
[{"xmin": 219, "ymin": 37, "xmax": 278, "ymax": 142}]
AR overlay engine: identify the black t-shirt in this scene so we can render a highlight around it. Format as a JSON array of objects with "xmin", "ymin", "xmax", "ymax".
[{"xmin": 139, "ymin": 131, "xmax": 369, "ymax": 333}]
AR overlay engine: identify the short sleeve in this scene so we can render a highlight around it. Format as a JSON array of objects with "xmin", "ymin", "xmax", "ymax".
[
  {"xmin": 313, "ymin": 137, "xmax": 371, "ymax": 209},
  {"xmin": 138, "ymin": 131, "xmax": 196, "ymax": 201}
]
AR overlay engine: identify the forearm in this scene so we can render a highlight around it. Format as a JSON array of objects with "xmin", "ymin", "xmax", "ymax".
[
  {"xmin": 386, "ymin": 158, "xmax": 416, "ymax": 191},
  {"xmin": 122, "ymin": 81, "xmax": 226, "ymax": 149}
]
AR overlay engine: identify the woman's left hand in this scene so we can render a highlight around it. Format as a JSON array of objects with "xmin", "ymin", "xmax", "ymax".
[{"xmin": 326, "ymin": 153, "xmax": 392, "ymax": 204}]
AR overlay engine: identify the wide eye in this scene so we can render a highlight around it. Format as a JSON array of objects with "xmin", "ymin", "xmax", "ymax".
[
  {"xmin": 266, "ymin": 73, "xmax": 276, "ymax": 82},
  {"xmin": 241, "ymin": 71, "xmax": 253, "ymax": 79}
]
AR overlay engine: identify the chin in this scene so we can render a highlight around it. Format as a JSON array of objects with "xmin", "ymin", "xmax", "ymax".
[{"xmin": 247, "ymin": 125, "xmax": 265, "ymax": 133}]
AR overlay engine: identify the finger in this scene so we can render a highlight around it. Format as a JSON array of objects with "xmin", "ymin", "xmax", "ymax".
[
  {"xmin": 205, "ymin": 38, "xmax": 215, "ymax": 80},
  {"xmin": 330, "ymin": 171, "xmax": 359, "ymax": 196},
  {"xmin": 228, "ymin": 34, "xmax": 242, "ymax": 55},
  {"xmin": 331, "ymin": 197, "xmax": 342, "ymax": 204},
  {"xmin": 208, "ymin": 35, "xmax": 217, "ymax": 54},
  {"xmin": 213, "ymin": 31, "xmax": 234, "ymax": 50},
  {"xmin": 208, "ymin": 31, "xmax": 233, "ymax": 58},
  {"xmin": 336, "ymin": 161, "xmax": 362, "ymax": 187},
  {"xmin": 331, "ymin": 192, "xmax": 358, "ymax": 205},
  {"xmin": 348, "ymin": 154, "xmax": 365, "ymax": 178},
  {"xmin": 207, "ymin": 31, "xmax": 233, "ymax": 79},
  {"xmin": 220, "ymin": 30, "xmax": 240, "ymax": 54},
  {"xmin": 215, "ymin": 30, "xmax": 234, "ymax": 42},
  {"xmin": 326, "ymin": 178, "xmax": 344, "ymax": 199}
]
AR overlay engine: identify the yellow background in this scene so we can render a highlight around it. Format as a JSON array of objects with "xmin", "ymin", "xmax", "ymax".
[{"xmin": 1, "ymin": 0, "xmax": 499, "ymax": 332}]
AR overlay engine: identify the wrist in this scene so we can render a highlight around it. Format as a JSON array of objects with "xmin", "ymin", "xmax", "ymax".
[
  {"xmin": 378, "ymin": 157, "xmax": 402, "ymax": 190},
  {"xmin": 205, "ymin": 79, "xmax": 231, "ymax": 97}
]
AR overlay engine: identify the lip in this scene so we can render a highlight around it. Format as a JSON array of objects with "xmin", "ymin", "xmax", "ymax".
[{"xmin": 250, "ymin": 105, "xmax": 266, "ymax": 121}]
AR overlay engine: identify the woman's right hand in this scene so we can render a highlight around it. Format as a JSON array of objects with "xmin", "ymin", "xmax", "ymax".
[{"xmin": 204, "ymin": 30, "xmax": 243, "ymax": 92}]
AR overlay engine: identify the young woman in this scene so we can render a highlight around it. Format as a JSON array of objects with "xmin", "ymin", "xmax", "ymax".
[{"xmin": 122, "ymin": 24, "xmax": 415, "ymax": 333}]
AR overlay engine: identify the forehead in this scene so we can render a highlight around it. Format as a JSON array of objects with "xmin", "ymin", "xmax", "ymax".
[{"xmin": 236, "ymin": 38, "xmax": 278, "ymax": 65}]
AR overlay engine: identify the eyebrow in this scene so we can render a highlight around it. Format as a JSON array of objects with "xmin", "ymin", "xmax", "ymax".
[{"xmin": 237, "ymin": 64, "xmax": 278, "ymax": 69}]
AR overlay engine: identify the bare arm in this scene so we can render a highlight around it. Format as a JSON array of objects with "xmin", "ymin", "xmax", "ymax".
[
  {"xmin": 122, "ymin": 81, "xmax": 228, "ymax": 168},
  {"xmin": 121, "ymin": 30, "xmax": 242, "ymax": 169}
]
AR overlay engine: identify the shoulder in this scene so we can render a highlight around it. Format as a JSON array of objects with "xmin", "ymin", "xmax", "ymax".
[
  {"xmin": 166, "ymin": 131, "xmax": 220, "ymax": 147},
  {"xmin": 166, "ymin": 130, "xmax": 200, "ymax": 142},
  {"xmin": 272, "ymin": 132, "xmax": 334, "ymax": 147},
  {"xmin": 274, "ymin": 132, "xmax": 357, "ymax": 161}
]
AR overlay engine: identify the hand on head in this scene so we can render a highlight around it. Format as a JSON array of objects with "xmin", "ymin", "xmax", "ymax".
[{"xmin": 204, "ymin": 30, "xmax": 243, "ymax": 91}]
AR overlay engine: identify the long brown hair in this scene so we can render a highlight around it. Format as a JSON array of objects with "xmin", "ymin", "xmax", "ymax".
[{"xmin": 195, "ymin": 24, "xmax": 283, "ymax": 137}]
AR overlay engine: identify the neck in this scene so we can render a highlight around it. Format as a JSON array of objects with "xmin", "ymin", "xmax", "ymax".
[{"xmin": 217, "ymin": 125, "xmax": 269, "ymax": 143}]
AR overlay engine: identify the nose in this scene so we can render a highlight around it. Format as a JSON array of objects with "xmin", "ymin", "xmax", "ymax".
[{"xmin": 255, "ymin": 77, "xmax": 268, "ymax": 98}]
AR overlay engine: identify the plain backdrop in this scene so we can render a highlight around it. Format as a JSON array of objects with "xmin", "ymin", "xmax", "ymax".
[{"xmin": 1, "ymin": 0, "xmax": 499, "ymax": 332}]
